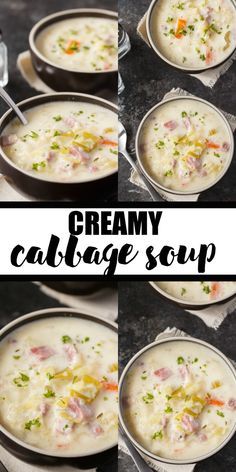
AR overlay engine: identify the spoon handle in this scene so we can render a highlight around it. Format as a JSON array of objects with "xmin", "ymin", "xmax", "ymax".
[
  {"xmin": 120, "ymin": 149, "xmax": 161, "ymax": 201},
  {"xmin": 0, "ymin": 86, "xmax": 27, "ymax": 125},
  {"xmin": 120, "ymin": 429, "xmax": 152, "ymax": 472},
  {"xmin": 0, "ymin": 460, "xmax": 8, "ymax": 472}
]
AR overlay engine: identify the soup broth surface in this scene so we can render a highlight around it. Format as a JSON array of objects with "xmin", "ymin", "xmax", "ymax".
[
  {"xmin": 0, "ymin": 317, "xmax": 118, "ymax": 454},
  {"xmin": 36, "ymin": 17, "xmax": 118, "ymax": 72},
  {"xmin": 1, "ymin": 101, "xmax": 118, "ymax": 182},
  {"xmin": 122, "ymin": 340, "xmax": 236, "ymax": 460}
]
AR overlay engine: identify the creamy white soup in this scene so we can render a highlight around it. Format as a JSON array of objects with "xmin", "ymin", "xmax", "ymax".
[
  {"xmin": 150, "ymin": 0, "xmax": 236, "ymax": 69},
  {"xmin": 155, "ymin": 282, "xmax": 236, "ymax": 303},
  {"xmin": 122, "ymin": 340, "xmax": 236, "ymax": 461},
  {"xmin": 36, "ymin": 17, "xmax": 118, "ymax": 72},
  {"xmin": 1, "ymin": 101, "xmax": 118, "ymax": 182},
  {"xmin": 0, "ymin": 317, "xmax": 118, "ymax": 454},
  {"xmin": 139, "ymin": 99, "xmax": 232, "ymax": 192}
]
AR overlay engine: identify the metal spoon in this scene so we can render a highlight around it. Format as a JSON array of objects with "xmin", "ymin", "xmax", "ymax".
[
  {"xmin": 0, "ymin": 86, "xmax": 27, "ymax": 125},
  {"xmin": 119, "ymin": 121, "xmax": 160, "ymax": 201},
  {"xmin": 119, "ymin": 427, "xmax": 152, "ymax": 472},
  {"xmin": 0, "ymin": 460, "xmax": 8, "ymax": 472}
]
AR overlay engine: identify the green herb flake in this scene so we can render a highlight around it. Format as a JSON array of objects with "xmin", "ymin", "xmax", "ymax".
[
  {"xmin": 156, "ymin": 140, "xmax": 165, "ymax": 149},
  {"xmin": 29, "ymin": 131, "xmax": 39, "ymax": 139},
  {"xmin": 152, "ymin": 430, "xmax": 163, "ymax": 440},
  {"xmin": 43, "ymin": 388, "xmax": 55, "ymax": 398},
  {"xmin": 181, "ymin": 111, "xmax": 187, "ymax": 118},
  {"xmin": 142, "ymin": 392, "xmax": 154, "ymax": 404},
  {"xmin": 62, "ymin": 335, "xmax": 72, "ymax": 344},
  {"xmin": 217, "ymin": 410, "xmax": 225, "ymax": 418},
  {"xmin": 25, "ymin": 417, "xmax": 41, "ymax": 431},
  {"xmin": 177, "ymin": 356, "xmax": 184, "ymax": 365},
  {"xmin": 164, "ymin": 170, "xmax": 173, "ymax": 177},
  {"xmin": 32, "ymin": 161, "xmax": 46, "ymax": 171},
  {"xmin": 165, "ymin": 406, "xmax": 173, "ymax": 413},
  {"xmin": 181, "ymin": 287, "xmax": 186, "ymax": 296},
  {"xmin": 53, "ymin": 115, "xmax": 62, "ymax": 122},
  {"xmin": 50, "ymin": 141, "xmax": 60, "ymax": 150}
]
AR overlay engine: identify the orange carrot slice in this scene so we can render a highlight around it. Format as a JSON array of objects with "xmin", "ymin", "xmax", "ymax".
[
  {"xmin": 65, "ymin": 40, "xmax": 80, "ymax": 55},
  {"xmin": 175, "ymin": 19, "xmax": 187, "ymax": 39},
  {"xmin": 211, "ymin": 282, "xmax": 220, "ymax": 299},
  {"xmin": 100, "ymin": 139, "xmax": 118, "ymax": 146},
  {"xmin": 206, "ymin": 48, "xmax": 213, "ymax": 65},
  {"xmin": 207, "ymin": 397, "xmax": 225, "ymax": 407},
  {"xmin": 101, "ymin": 381, "xmax": 118, "ymax": 391},
  {"xmin": 206, "ymin": 141, "xmax": 220, "ymax": 149}
]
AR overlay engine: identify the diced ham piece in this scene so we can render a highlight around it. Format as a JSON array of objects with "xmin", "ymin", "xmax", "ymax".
[
  {"xmin": 183, "ymin": 116, "xmax": 192, "ymax": 131},
  {"xmin": 198, "ymin": 432, "xmax": 208, "ymax": 442},
  {"xmin": 63, "ymin": 344, "xmax": 77, "ymax": 363},
  {"xmin": 40, "ymin": 402, "xmax": 50, "ymax": 416},
  {"xmin": 181, "ymin": 414, "xmax": 200, "ymax": 433},
  {"xmin": 30, "ymin": 346, "xmax": 56, "ymax": 361},
  {"xmin": 186, "ymin": 156, "xmax": 201, "ymax": 172},
  {"xmin": 228, "ymin": 398, "xmax": 236, "ymax": 410},
  {"xmin": 69, "ymin": 146, "xmax": 91, "ymax": 162},
  {"xmin": 161, "ymin": 415, "xmax": 168, "ymax": 429},
  {"xmin": 154, "ymin": 367, "xmax": 173, "ymax": 381},
  {"xmin": 63, "ymin": 116, "xmax": 76, "ymax": 128},
  {"xmin": 47, "ymin": 151, "xmax": 56, "ymax": 162},
  {"xmin": 56, "ymin": 418, "xmax": 74, "ymax": 435},
  {"xmin": 88, "ymin": 165, "xmax": 98, "ymax": 173},
  {"xmin": 104, "ymin": 63, "xmax": 111, "ymax": 70},
  {"xmin": 67, "ymin": 397, "xmax": 93, "ymax": 421},
  {"xmin": 90, "ymin": 422, "xmax": 104, "ymax": 437},
  {"xmin": 1, "ymin": 134, "xmax": 18, "ymax": 147},
  {"xmin": 164, "ymin": 120, "xmax": 178, "ymax": 131},
  {"xmin": 179, "ymin": 365, "xmax": 190, "ymax": 383},
  {"xmin": 222, "ymin": 142, "xmax": 230, "ymax": 152}
]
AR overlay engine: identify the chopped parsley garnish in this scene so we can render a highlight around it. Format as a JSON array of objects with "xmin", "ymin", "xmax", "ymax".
[
  {"xmin": 110, "ymin": 148, "xmax": 118, "ymax": 155},
  {"xmin": 164, "ymin": 170, "xmax": 173, "ymax": 177},
  {"xmin": 29, "ymin": 131, "xmax": 39, "ymax": 139},
  {"xmin": 214, "ymin": 152, "xmax": 220, "ymax": 158},
  {"xmin": 62, "ymin": 335, "xmax": 72, "ymax": 344},
  {"xmin": 177, "ymin": 356, "xmax": 184, "ymax": 365},
  {"xmin": 13, "ymin": 372, "xmax": 30, "ymax": 387},
  {"xmin": 43, "ymin": 387, "xmax": 55, "ymax": 398},
  {"xmin": 166, "ymin": 394, "xmax": 172, "ymax": 400},
  {"xmin": 192, "ymin": 358, "xmax": 199, "ymax": 363},
  {"xmin": 142, "ymin": 392, "xmax": 154, "ymax": 404},
  {"xmin": 46, "ymin": 372, "xmax": 54, "ymax": 380},
  {"xmin": 200, "ymin": 54, "xmax": 206, "ymax": 61},
  {"xmin": 53, "ymin": 115, "xmax": 62, "ymax": 122},
  {"xmin": 181, "ymin": 287, "xmax": 186, "ymax": 296},
  {"xmin": 32, "ymin": 161, "xmax": 46, "ymax": 171},
  {"xmin": 156, "ymin": 140, "xmax": 165, "ymax": 149},
  {"xmin": 50, "ymin": 141, "xmax": 60, "ymax": 150},
  {"xmin": 81, "ymin": 336, "xmax": 90, "ymax": 343},
  {"xmin": 182, "ymin": 56, "xmax": 187, "ymax": 63},
  {"xmin": 181, "ymin": 111, "xmax": 187, "ymax": 118},
  {"xmin": 174, "ymin": 150, "xmax": 180, "ymax": 156},
  {"xmin": 54, "ymin": 130, "xmax": 61, "ymax": 137},
  {"xmin": 165, "ymin": 406, "xmax": 173, "ymax": 413},
  {"xmin": 25, "ymin": 417, "xmax": 41, "ymax": 430},
  {"xmin": 188, "ymin": 25, "xmax": 195, "ymax": 31},
  {"xmin": 152, "ymin": 430, "xmax": 163, "ymax": 440},
  {"xmin": 167, "ymin": 17, "xmax": 174, "ymax": 23},
  {"xmin": 217, "ymin": 410, "xmax": 225, "ymax": 418},
  {"xmin": 202, "ymin": 284, "xmax": 211, "ymax": 294},
  {"xmin": 13, "ymin": 355, "xmax": 21, "ymax": 360},
  {"xmin": 72, "ymin": 375, "xmax": 79, "ymax": 384}
]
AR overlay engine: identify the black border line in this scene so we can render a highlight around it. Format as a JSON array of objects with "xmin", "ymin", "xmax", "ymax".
[{"xmin": 0, "ymin": 202, "xmax": 235, "ymax": 208}]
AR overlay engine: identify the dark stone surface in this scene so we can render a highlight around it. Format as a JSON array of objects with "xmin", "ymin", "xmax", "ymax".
[
  {"xmin": 0, "ymin": 281, "xmax": 117, "ymax": 471},
  {"xmin": 118, "ymin": 0, "xmax": 236, "ymax": 202},
  {"xmin": 119, "ymin": 281, "xmax": 236, "ymax": 471}
]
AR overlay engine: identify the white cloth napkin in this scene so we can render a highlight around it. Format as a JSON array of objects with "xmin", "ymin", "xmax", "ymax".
[
  {"xmin": 120, "ymin": 326, "xmax": 236, "ymax": 471},
  {"xmin": 36, "ymin": 282, "xmax": 118, "ymax": 322},
  {"xmin": 186, "ymin": 296, "xmax": 236, "ymax": 329},
  {"xmin": 129, "ymin": 87, "xmax": 236, "ymax": 201},
  {"xmin": 0, "ymin": 284, "xmax": 117, "ymax": 471},
  {"xmin": 137, "ymin": 13, "xmax": 236, "ymax": 88}
]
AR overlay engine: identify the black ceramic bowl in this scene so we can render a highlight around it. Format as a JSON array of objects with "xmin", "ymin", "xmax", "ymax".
[
  {"xmin": 146, "ymin": 0, "xmax": 236, "ymax": 73},
  {"xmin": 0, "ymin": 307, "xmax": 118, "ymax": 469},
  {"xmin": 149, "ymin": 281, "xmax": 236, "ymax": 310},
  {"xmin": 29, "ymin": 9, "xmax": 118, "ymax": 94},
  {"xmin": 43, "ymin": 281, "xmax": 117, "ymax": 295},
  {"xmin": 0, "ymin": 92, "xmax": 118, "ymax": 202}
]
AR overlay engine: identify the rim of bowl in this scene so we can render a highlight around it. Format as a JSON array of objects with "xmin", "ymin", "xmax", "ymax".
[
  {"xmin": 119, "ymin": 336, "xmax": 236, "ymax": 465},
  {"xmin": 29, "ymin": 8, "xmax": 118, "ymax": 74},
  {"xmin": 149, "ymin": 281, "xmax": 236, "ymax": 306},
  {"xmin": 135, "ymin": 95, "xmax": 234, "ymax": 195},
  {"xmin": 0, "ymin": 92, "xmax": 118, "ymax": 185},
  {"xmin": 146, "ymin": 0, "xmax": 236, "ymax": 73},
  {"xmin": 0, "ymin": 307, "xmax": 118, "ymax": 458}
]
